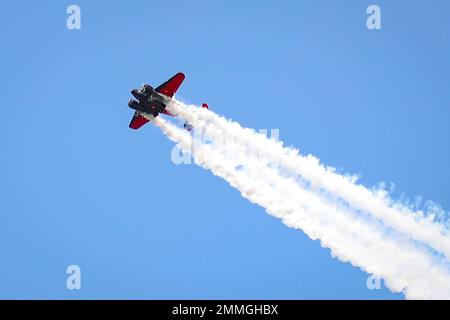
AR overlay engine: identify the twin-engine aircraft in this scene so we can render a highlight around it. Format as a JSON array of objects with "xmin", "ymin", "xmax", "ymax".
[{"xmin": 127, "ymin": 72, "xmax": 208, "ymax": 130}]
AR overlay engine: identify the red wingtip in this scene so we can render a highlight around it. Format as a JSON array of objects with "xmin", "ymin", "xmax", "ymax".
[{"xmin": 201, "ymin": 103, "xmax": 209, "ymax": 109}]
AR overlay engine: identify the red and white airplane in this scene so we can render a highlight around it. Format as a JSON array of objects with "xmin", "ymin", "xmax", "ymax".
[{"xmin": 127, "ymin": 72, "xmax": 208, "ymax": 130}]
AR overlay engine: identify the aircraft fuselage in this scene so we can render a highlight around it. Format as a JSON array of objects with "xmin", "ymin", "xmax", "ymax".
[{"xmin": 128, "ymin": 85, "xmax": 168, "ymax": 117}]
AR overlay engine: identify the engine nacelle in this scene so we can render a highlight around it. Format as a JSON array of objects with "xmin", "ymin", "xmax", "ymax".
[
  {"xmin": 128, "ymin": 99, "xmax": 141, "ymax": 110},
  {"xmin": 141, "ymin": 84, "xmax": 154, "ymax": 94}
]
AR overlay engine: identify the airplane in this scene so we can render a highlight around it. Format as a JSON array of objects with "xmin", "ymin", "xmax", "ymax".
[{"xmin": 127, "ymin": 72, "xmax": 208, "ymax": 130}]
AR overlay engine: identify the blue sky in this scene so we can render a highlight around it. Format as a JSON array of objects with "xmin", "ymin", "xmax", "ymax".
[{"xmin": 0, "ymin": 1, "xmax": 449, "ymax": 299}]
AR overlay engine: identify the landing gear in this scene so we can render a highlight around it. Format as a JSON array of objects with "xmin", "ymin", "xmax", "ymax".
[{"xmin": 184, "ymin": 122, "xmax": 193, "ymax": 131}]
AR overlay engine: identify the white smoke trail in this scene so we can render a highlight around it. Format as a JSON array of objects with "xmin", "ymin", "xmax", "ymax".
[
  {"xmin": 153, "ymin": 116, "xmax": 450, "ymax": 299},
  {"xmin": 166, "ymin": 100, "xmax": 450, "ymax": 260}
]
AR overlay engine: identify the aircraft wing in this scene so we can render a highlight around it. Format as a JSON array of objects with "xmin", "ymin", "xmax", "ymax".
[
  {"xmin": 129, "ymin": 111, "xmax": 150, "ymax": 130},
  {"xmin": 155, "ymin": 72, "xmax": 185, "ymax": 98}
]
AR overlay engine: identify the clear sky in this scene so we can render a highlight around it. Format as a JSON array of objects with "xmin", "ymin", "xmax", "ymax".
[{"xmin": 0, "ymin": 1, "xmax": 449, "ymax": 299}]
